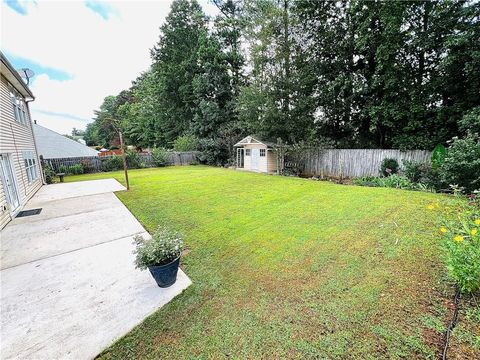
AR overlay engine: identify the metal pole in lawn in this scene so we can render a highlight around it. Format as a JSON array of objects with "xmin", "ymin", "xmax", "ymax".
[{"xmin": 119, "ymin": 131, "xmax": 130, "ymax": 190}]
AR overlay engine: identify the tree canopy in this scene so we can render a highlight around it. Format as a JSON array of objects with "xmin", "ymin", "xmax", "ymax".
[{"xmin": 85, "ymin": 0, "xmax": 480, "ymax": 162}]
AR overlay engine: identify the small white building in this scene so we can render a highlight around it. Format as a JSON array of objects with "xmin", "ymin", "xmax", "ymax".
[{"xmin": 234, "ymin": 135, "xmax": 278, "ymax": 174}]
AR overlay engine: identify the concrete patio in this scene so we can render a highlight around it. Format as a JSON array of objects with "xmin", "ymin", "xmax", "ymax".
[{"xmin": 0, "ymin": 179, "xmax": 191, "ymax": 359}]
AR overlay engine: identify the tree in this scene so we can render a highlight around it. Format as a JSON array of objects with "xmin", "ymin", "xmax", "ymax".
[{"xmin": 150, "ymin": 0, "xmax": 207, "ymax": 145}]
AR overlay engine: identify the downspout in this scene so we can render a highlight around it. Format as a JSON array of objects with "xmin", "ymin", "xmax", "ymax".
[{"xmin": 25, "ymin": 98, "xmax": 45, "ymax": 184}]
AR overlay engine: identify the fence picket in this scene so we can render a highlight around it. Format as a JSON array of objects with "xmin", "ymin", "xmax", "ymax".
[{"xmin": 287, "ymin": 149, "xmax": 431, "ymax": 178}]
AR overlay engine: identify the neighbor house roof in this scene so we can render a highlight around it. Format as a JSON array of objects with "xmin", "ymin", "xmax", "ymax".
[
  {"xmin": 0, "ymin": 51, "xmax": 34, "ymax": 100},
  {"xmin": 33, "ymin": 124, "xmax": 99, "ymax": 158},
  {"xmin": 234, "ymin": 135, "xmax": 277, "ymax": 148}
]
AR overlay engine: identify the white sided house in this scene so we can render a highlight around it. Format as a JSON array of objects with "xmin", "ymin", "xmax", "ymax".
[
  {"xmin": 235, "ymin": 136, "xmax": 278, "ymax": 174},
  {"xmin": 0, "ymin": 52, "xmax": 42, "ymax": 229}
]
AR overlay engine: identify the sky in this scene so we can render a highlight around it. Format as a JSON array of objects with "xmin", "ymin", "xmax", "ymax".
[{"xmin": 1, "ymin": 0, "xmax": 218, "ymax": 135}]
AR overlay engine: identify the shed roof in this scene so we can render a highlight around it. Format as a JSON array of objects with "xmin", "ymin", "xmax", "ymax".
[
  {"xmin": 33, "ymin": 124, "xmax": 99, "ymax": 158},
  {"xmin": 234, "ymin": 135, "xmax": 276, "ymax": 148}
]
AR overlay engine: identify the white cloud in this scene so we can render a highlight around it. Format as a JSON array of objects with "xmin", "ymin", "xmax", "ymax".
[{"xmin": 2, "ymin": 0, "xmax": 218, "ymax": 134}]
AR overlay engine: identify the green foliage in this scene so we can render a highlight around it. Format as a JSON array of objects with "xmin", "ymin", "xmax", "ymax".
[
  {"xmin": 439, "ymin": 134, "xmax": 480, "ymax": 193},
  {"xmin": 43, "ymin": 164, "xmax": 56, "ymax": 184},
  {"xmin": 431, "ymin": 144, "xmax": 446, "ymax": 170},
  {"xmin": 133, "ymin": 226, "xmax": 184, "ymax": 269},
  {"xmin": 459, "ymin": 106, "xmax": 480, "ymax": 135},
  {"xmin": 439, "ymin": 201, "xmax": 480, "ymax": 294},
  {"xmin": 380, "ymin": 158, "xmax": 399, "ymax": 176},
  {"xmin": 102, "ymin": 155, "xmax": 124, "ymax": 172},
  {"xmin": 403, "ymin": 160, "xmax": 443, "ymax": 190},
  {"xmin": 353, "ymin": 174, "xmax": 433, "ymax": 192},
  {"xmin": 59, "ymin": 164, "xmax": 84, "ymax": 175},
  {"xmin": 151, "ymin": 147, "xmax": 170, "ymax": 167},
  {"xmin": 126, "ymin": 150, "xmax": 142, "ymax": 169},
  {"xmin": 172, "ymin": 135, "xmax": 199, "ymax": 152}
]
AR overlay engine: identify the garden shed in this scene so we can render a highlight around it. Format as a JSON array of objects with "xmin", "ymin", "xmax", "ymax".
[{"xmin": 234, "ymin": 136, "xmax": 278, "ymax": 173}]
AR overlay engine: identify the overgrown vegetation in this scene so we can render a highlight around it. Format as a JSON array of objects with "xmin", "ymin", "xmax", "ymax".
[{"xmin": 437, "ymin": 196, "xmax": 480, "ymax": 294}]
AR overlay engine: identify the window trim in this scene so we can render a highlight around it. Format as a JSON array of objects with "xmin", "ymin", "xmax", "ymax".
[
  {"xmin": 245, "ymin": 149, "xmax": 251, "ymax": 156},
  {"xmin": 22, "ymin": 151, "xmax": 38, "ymax": 184},
  {"xmin": 9, "ymin": 84, "xmax": 29, "ymax": 126},
  {"xmin": 260, "ymin": 149, "xmax": 266, "ymax": 157}
]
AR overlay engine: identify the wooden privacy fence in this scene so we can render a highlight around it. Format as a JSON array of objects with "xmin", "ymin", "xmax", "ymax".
[
  {"xmin": 288, "ymin": 149, "xmax": 432, "ymax": 178},
  {"xmin": 44, "ymin": 151, "xmax": 200, "ymax": 173}
]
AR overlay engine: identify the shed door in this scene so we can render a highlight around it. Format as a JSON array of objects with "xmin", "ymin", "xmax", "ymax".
[
  {"xmin": 0, "ymin": 154, "xmax": 20, "ymax": 213},
  {"xmin": 251, "ymin": 149, "xmax": 259, "ymax": 170}
]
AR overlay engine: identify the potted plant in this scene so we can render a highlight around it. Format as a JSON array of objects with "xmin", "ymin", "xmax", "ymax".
[{"xmin": 133, "ymin": 226, "xmax": 184, "ymax": 288}]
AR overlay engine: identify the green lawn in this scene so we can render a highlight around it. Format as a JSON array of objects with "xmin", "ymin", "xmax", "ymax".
[{"xmin": 65, "ymin": 166, "xmax": 475, "ymax": 359}]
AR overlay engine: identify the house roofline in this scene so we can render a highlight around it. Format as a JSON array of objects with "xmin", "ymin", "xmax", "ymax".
[{"xmin": 0, "ymin": 51, "xmax": 35, "ymax": 100}]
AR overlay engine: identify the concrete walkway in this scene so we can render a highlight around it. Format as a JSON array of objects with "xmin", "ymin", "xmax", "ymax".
[{"xmin": 0, "ymin": 179, "xmax": 191, "ymax": 360}]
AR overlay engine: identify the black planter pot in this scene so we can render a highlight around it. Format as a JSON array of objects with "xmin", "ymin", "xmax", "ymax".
[{"xmin": 148, "ymin": 257, "xmax": 180, "ymax": 288}]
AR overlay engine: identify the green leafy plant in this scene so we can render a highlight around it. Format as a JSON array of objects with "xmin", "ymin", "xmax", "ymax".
[
  {"xmin": 43, "ymin": 164, "xmax": 56, "ymax": 184},
  {"xmin": 402, "ymin": 160, "xmax": 443, "ymax": 190},
  {"xmin": 126, "ymin": 149, "xmax": 142, "ymax": 169},
  {"xmin": 438, "ymin": 201, "xmax": 480, "ymax": 294},
  {"xmin": 353, "ymin": 174, "xmax": 434, "ymax": 192},
  {"xmin": 133, "ymin": 226, "xmax": 184, "ymax": 269},
  {"xmin": 152, "ymin": 147, "xmax": 171, "ymax": 167},
  {"xmin": 431, "ymin": 144, "xmax": 446, "ymax": 170},
  {"xmin": 380, "ymin": 158, "xmax": 399, "ymax": 176},
  {"xmin": 439, "ymin": 134, "xmax": 480, "ymax": 194},
  {"xmin": 102, "ymin": 155, "xmax": 123, "ymax": 171},
  {"xmin": 58, "ymin": 164, "xmax": 84, "ymax": 175},
  {"xmin": 172, "ymin": 135, "xmax": 199, "ymax": 152}
]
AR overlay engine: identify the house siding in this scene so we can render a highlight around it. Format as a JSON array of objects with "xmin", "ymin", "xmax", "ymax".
[{"xmin": 0, "ymin": 75, "xmax": 42, "ymax": 228}]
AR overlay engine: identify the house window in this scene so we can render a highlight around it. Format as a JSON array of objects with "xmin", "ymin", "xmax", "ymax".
[
  {"xmin": 23, "ymin": 151, "xmax": 38, "ymax": 183},
  {"xmin": 9, "ymin": 84, "xmax": 28, "ymax": 125},
  {"xmin": 245, "ymin": 149, "xmax": 251, "ymax": 156},
  {"xmin": 260, "ymin": 149, "xmax": 266, "ymax": 157}
]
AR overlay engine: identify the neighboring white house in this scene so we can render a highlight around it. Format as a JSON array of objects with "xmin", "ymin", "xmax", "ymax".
[
  {"xmin": 33, "ymin": 124, "xmax": 98, "ymax": 159},
  {"xmin": 234, "ymin": 135, "xmax": 278, "ymax": 174},
  {"xmin": 0, "ymin": 52, "xmax": 43, "ymax": 229}
]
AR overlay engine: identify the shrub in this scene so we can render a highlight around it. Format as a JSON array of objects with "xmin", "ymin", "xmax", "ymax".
[
  {"xmin": 402, "ymin": 160, "xmax": 443, "ymax": 190},
  {"xmin": 126, "ymin": 149, "xmax": 142, "ymax": 169},
  {"xmin": 172, "ymin": 135, "xmax": 199, "ymax": 152},
  {"xmin": 58, "ymin": 164, "xmax": 84, "ymax": 175},
  {"xmin": 43, "ymin": 164, "xmax": 56, "ymax": 184},
  {"xmin": 102, "ymin": 155, "xmax": 123, "ymax": 171},
  {"xmin": 439, "ymin": 201, "xmax": 480, "ymax": 294},
  {"xmin": 380, "ymin": 158, "xmax": 399, "ymax": 176},
  {"xmin": 353, "ymin": 174, "xmax": 433, "ymax": 192},
  {"xmin": 133, "ymin": 226, "xmax": 184, "ymax": 269},
  {"xmin": 431, "ymin": 144, "xmax": 446, "ymax": 170},
  {"xmin": 152, "ymin": 147, "xmax": 170, "ymax": 167},
  {"xmin": 458, "ymin": 106, "xmax": 480, "ymax": 135},
  {"xmin": 439, "ymin": 134, "xmax": 480, "ymax": 194},
  {"xmin": 197, "ymin": 138, "xmax": 228, "ymax": 166}
]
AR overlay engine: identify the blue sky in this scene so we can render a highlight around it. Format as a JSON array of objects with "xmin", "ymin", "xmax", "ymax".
[
  {"xmin": 5, "ymin": 52, "xmax": 73, "ymax": 81},
  {"xmin": 2, "ymin": 0, "xmax": 217, "ymax": 134}
]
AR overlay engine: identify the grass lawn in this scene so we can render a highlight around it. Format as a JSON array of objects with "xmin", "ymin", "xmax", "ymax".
[{"xmin": 66, "ymin": 166, "xmax": 478, "ymax": 359}]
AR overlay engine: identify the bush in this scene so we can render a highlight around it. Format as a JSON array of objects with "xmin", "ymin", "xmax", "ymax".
[
  {"xmin": 172, "ymin": 135, "xmax": 199, "ymax": 152},
  {"xmin": 439, "ymin": 201, "xmax": 480, "ymax": 294},
  {"xmin": 197, "ymin": 138, "xmax": 228, "ymax": 166},
  {"xmin": 152, "ymin": 147, "xmax": 170, "ymax": 167},
  {"xmin": 133, "ymin": 226, "xmax": 184, "ymax": 269},
  {"xmin": 58, "ymin": 164, "xmax": 84, "ymax": 175},
  {"xmin": 126, "ymin": 150, "xmax": 142, "ymax": 169},
  {"xmin": 380, "ymin": 158, "xmax": 399, "ymax": 176},
  {"xmin": 353, "ymin": 174, "xmax": 433, "ymax": 191},
  {"xmin": 43, "ymin": 164, "xmax": 56, "ymax": 184},
  {"xmin": 431, "ymin": 144, "xmax": 446, "ymax": 170},
  {"xmin": 102, "ymin": 155, "xmax": 123, "ymax": 171},
  {"xmin": 402, "ymin": 160, "xmax": 443, "ymax": 190},
  {"xmin": 439, "ymin": 134, "xmax": 480, "ymax": 194}
]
